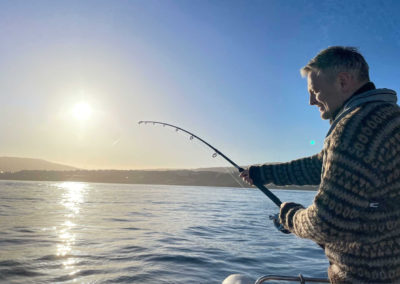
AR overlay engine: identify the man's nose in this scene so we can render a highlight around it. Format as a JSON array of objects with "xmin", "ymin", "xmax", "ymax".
[{"xmin": 309, "ymin": 93, "xmax": 317, "ymax": 105}]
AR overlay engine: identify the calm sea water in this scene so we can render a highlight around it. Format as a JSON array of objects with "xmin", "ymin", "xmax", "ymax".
[{"xmin": 0, "ymin": 180, "xmax": 329, "ymax": 283}]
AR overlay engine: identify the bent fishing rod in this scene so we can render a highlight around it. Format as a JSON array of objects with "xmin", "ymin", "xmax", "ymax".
[{"xmin": 138, "ymin": 120, "xmax": 282, "ymax": 207}]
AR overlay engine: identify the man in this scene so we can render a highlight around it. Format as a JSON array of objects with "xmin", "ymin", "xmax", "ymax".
[{"xmin": 240, "ymin": 46, "xmax": 400, "ymax": 283}]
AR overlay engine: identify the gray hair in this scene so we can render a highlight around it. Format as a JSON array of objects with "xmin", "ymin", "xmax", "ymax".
[{"xmin": 300, "ymin": 46, "xmax": 370, "ymax": 82}]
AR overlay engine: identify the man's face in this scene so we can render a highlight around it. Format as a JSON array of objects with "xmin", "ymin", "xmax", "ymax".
[{"xmin": 307, "ymin": 71, "xmax": 343, "ymax": 120}]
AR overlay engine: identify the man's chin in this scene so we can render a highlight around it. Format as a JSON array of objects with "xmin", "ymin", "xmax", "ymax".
[{"xmin": 320, "ymin": 111, "xmax": 332, "ymax": 120}]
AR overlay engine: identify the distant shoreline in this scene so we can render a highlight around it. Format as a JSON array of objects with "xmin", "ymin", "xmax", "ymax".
[{"xmin": 0, "ymin": 169, "xmax": 318, "ymax": 191}]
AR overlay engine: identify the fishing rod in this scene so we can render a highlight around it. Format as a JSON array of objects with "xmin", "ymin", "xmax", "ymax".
[{"xmin": 138, "ymin": 120, "xmax": 282, "ymax": 207}]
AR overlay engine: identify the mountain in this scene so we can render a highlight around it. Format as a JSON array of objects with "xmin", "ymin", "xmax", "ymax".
[
  {"xmin": 0, "ymin": 157, "xmax": 318, "ymax": 190},
  {"xmin": 0, "ymin": 168, "xmax": 318, "ymax": 190},
  {"xmin": 0, "ymin": 157, "xmax": 77, "ymax": 172},
  {"xmin": 193, "ymin": 166, "xmax": 238, "ymax": 173}
]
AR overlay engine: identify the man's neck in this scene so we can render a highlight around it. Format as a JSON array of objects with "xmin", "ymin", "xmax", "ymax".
[
  {"xmin": 352, "ymin": 81, "xmax": 376, "ymax": 96},
  {"xmin": 330, "ymin": 81, "xmax": 376, "ymax": 122}
]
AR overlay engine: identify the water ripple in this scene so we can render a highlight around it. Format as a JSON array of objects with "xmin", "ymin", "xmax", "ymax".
[{"xmin": 0, "ymin": 181, "xmax": 329, "ymax": 283}]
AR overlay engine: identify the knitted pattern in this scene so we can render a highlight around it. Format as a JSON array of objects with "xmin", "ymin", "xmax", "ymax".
[
  {"xmin": 249, "ymin": 152, "xmax": 323, "ymax": 186},
  {"xmin": 250, "ymin": 102, "xmax": 400, "ymax": 283}
]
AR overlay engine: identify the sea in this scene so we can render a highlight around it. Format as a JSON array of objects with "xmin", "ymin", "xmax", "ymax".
[{"xmin": 0, "ymin": 180, "xmax": 329, "ymax": 283}]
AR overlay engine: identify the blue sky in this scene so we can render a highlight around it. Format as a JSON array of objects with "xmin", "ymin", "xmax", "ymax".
[{"xmin": 1, "ymin": 0, "xmax": 399, "ymax": 169}]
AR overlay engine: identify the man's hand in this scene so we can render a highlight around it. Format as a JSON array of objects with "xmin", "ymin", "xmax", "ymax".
[
  {"xmin": 239, "ymin": 169, "xmax": 254, "ymax": 185},
  {"xmin": 269, "ymin": 213, "xmax": 291, "ymax": 234},
  {"xmin": 279, "ymin": 202, "xmax": 305, "ymax": 232}
]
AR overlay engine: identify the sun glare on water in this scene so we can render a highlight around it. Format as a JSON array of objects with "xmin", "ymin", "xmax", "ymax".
[{"xmin": 72, "ymin": 102, "xmax": 92, "ymax": 121}]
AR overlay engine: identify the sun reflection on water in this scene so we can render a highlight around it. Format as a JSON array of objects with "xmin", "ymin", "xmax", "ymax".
[
  {"xmin": 59, "ymin": 182, "xmax": 87, "ymax": 215},
  {"xmin": 55, "ymin": 182, "xmax": 88, "ymax": 275}
]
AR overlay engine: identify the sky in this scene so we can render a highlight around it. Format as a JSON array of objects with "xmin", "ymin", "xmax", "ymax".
[{"xmin": 1, "ymin": 0, "xmax": 400, "ymax": 170}]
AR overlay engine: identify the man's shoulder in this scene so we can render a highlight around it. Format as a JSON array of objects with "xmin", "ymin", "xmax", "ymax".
[
  {"xmin": 328, "ymin": 102, "xmax": 400, "ymax": 149},
  {"xmin": 336, "ymin": 102, "xmax": 398, "ymax": 131}
]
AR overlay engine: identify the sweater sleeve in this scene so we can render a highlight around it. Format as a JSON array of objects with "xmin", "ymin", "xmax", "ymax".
[{"xmin": 248, "ymin": 152, "xmax": 323, "ymax": 186}]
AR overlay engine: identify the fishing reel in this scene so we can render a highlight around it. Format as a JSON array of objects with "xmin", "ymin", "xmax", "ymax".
[{"xmin": 269, "ymin": 213, "xmax": 291, "ymax": 234}]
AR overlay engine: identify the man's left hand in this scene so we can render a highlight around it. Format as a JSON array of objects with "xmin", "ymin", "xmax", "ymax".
[{"xmin": 279, "ymin": 202, "xmax": 305, "ymax": 232}]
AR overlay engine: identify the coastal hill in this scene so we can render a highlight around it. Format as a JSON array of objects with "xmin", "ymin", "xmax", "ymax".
[
  {"xmin": 0, "ymin": 157, "xmax": 317, "ymax": 190},
  {"xmin": 0, "ymin": 157, "xmax": 77, "ymax": 172}
]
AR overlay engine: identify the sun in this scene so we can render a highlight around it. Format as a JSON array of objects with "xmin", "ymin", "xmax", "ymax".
[{"xmin": 72, "ymin": 102, "xmax": 92, "ymax": 121}]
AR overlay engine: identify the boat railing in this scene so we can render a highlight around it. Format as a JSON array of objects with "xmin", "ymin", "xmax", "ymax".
[{"xmin": 255, "ymin": 274, "xmax": 330, "ymax": 284}]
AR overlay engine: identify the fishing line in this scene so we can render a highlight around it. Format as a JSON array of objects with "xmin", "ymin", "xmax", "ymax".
[
  {"xmin": 222, "ymin": 166, "xmax": 247, "ymax": 189},
  {"xmin": 186, "ymin": 137, "xmax": 245, "ymax": 189},
  {"xmin": 138, "ymin": 120, "xmax": 282, "ymax": 207}
]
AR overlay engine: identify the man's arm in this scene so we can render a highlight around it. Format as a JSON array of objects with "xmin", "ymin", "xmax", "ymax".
[{"xmin": 247, "ymin": 152, "xmax": 323, "ymax": 186}]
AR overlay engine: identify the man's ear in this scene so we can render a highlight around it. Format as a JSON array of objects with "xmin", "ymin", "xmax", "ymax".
[{"xmin": 337, "ymin": 72, "xmax": 353, "ymax": 92}]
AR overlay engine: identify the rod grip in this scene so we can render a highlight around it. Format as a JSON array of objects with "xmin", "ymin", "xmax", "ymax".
[
  {"xmin": 238, "ymin": 167, "xmax": 282, "ymax": 207},
  {"xmin": 254, "ymin": 183, "xmax": 282, "ymax": 207}
]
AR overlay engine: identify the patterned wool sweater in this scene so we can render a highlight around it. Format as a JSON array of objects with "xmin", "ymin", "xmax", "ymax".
[{"xmin": 249, "ymin": 91, "xmax": 400, "ymax": 283}]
